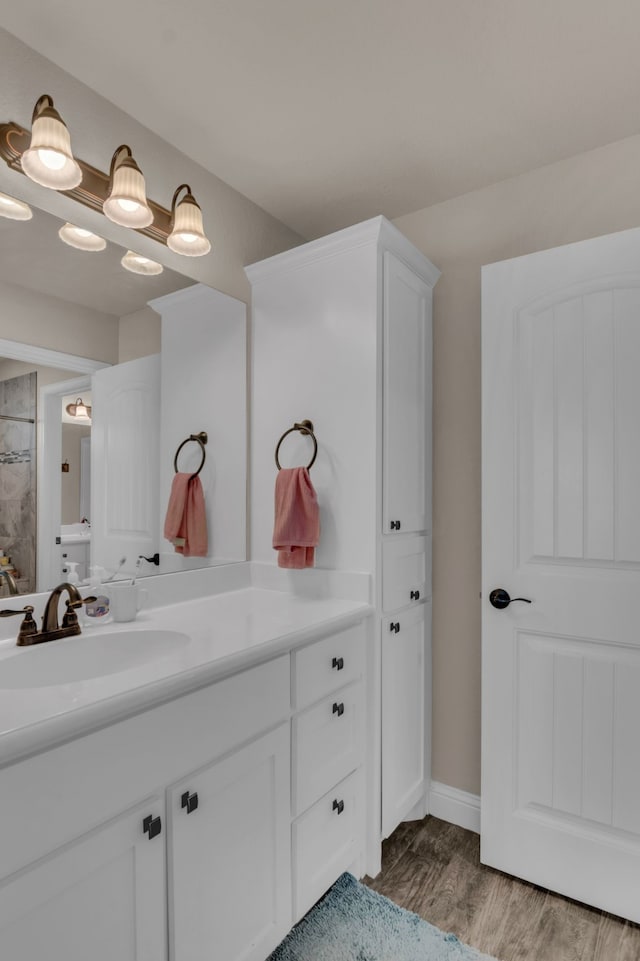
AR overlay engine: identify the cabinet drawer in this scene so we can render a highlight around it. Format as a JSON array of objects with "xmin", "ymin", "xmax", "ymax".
[
  {"xmin": 292, "ymin": 622, "xmax": 365, "ymax": 711},
  {"xmin": 293, "ymin": 681, "xmax": 363, "ymax": 816},
  {"xmin": 292, "ymin": 768, "xmax": 364, "ymax": 922},
  {"xmin": 382, "ymin": 534, "xmax": 430, "ymax": 612}
]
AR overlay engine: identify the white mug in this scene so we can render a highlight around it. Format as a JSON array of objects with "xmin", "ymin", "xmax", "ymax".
[{"xmin": 109, "ymin": 583, "xmax": 148, "ymax": 623}]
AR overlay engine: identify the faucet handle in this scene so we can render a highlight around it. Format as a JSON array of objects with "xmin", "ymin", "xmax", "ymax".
[{"xmin": 1, "ymin": 606, "xmax": 37, "ymax": 645}]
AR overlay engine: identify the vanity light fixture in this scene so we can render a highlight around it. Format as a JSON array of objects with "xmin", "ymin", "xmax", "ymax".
[
  {"xmin": 121, "ymin": 250, "xmax": 164, "ymax": 275},
  {"xmin": 0, "ymin": 98, "xmax": 211, "ymax": 256},
  {"xmin": 167, "ymin": 184, "xmax": 211, "ymax": 256},
  {"xmin": 20, "ymin": 95, "xmax": 82, "ymax": 191},
  {"xmin": 65, "ymin": 397, "xmax": 92, "ymax": 420},
  {"xmin": 0, "ymin": 191, "xmax": 32, "ymax": 221},
  {"xmin": 58, "ymin": 222, "xmax": 107, "ymax": 252},
  {"xmin": 103, "ymin": 145, "xmax": 153, "ymax": 229}
]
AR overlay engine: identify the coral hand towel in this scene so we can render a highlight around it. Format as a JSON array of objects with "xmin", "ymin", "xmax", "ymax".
[
  {"xmin": 164, "ymin": 472, "xmax": 208, "ymax": 557},
  {"xmin": 272, "ymin": 467, "xmax": 320, "ymax": 569}
]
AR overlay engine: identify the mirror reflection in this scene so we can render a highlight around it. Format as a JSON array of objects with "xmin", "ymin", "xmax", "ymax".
[{"xmin": 0, "ymin": 202, "xmax": 247, "ymax": 595}]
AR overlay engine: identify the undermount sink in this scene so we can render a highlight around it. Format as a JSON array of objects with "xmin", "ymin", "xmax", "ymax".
[{"xmin": 0, "ymin": 630, "xmax": 190, "ymax": 689}]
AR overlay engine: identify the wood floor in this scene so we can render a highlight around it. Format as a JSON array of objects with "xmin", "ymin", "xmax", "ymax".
[{"xmin": 364, "ymin": 816, "xmax": 640, "ymax": 961}]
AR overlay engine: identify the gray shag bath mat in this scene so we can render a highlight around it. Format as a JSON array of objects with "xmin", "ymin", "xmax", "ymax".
[{"xmin": 268, "ymin": 872, "xmax": 498, "ymax": 961}]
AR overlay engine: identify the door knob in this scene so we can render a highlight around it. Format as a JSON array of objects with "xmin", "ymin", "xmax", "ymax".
[{"xmin": 489, "ymin": 589, "xmax": 532, "ymax": 610}]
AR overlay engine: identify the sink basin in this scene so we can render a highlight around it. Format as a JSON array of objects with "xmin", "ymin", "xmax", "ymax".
[{"xmin": 0, "ymin": 630, "xmax": 190, "ymax": 688}]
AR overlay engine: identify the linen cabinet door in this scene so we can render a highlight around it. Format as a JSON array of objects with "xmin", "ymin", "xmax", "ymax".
[
  {"xmin": 382, "ymin": 250, "xmax": 432, "ymax": 535},
  {"xmin": 0, "ymin": 797, "xmax": 166, "ymax": 961},
  {"xmin": 381, "ymin": 603, "xmax": 428, "ymax": 838},
  {"xmin": 168, "ymin": 724, "xmax": 291, "ymax": 961}
]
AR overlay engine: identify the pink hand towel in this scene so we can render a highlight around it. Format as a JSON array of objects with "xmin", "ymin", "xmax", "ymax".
[
  {"xmin": 164, "ymin": 472, "xmax": 208, "ymax": 558},
  {"xmin": 272, "ymin": 467, "xmax": 320, "ymax": 569}
]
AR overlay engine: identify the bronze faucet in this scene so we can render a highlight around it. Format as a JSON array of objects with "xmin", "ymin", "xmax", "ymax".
[
  {"xmin": 0, "ymin": 583, "xmax": 96, "ymax": 646},
  {"xmin": 0, "ymin": 569, "xmax": 18, "ymax": 595}
]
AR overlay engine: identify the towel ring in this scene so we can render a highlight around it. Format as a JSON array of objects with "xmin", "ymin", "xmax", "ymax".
[
  {"xmin": 275, "ymin": 420, "xmax": 318, "ymax": 471},
  {"xmin": 174, "ymin": 431, "xmax": 208, "ymax": 477}
]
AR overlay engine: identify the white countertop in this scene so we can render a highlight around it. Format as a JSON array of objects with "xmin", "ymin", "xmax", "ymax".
[{"xmin": 0, "ymin": 587, "xmax": 370, "ymax": 767}]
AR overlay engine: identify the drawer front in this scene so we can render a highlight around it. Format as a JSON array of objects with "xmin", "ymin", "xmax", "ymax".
[
  {"xmin": 292, "ymin": 768, "xmax": 364, "ymax": 922},
  {"xmin": 293, "ymin": 681, "xmax": 363, "ymax": 816},
  {"xmin": 293, "ymin": 622, "xmax": 365, "ymax": 711},
  {"xmin": 382, "ymin": 534, "xmax": 431, "ymax": 612}
]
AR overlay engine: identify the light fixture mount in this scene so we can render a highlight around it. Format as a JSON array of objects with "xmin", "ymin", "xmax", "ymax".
[{"xmin": 0, "ymin": 120, "xmax": 173, "ymax": 245}]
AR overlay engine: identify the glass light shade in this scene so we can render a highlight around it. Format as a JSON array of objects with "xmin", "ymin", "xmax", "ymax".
[
  {"xmin": 103, "ymin": 159, "xmax": 153, "ymax": 228},
  {"xmin": 0, "ymin": 192, "xmax": 33, "ymax": 221},
  {"xmin": 66, "ymin": 397, "xmax": 92, "ymax": 420},
  {"xmin": 21, "ymin": 110, "xmax": 82, "ymax": 190},
  {"xmin": 121, "ymin": 250, "xmax": 163, "ymax": 275},
  {"xmin": 58, "ymin": 223, "xmax": 106, "ymax": 252},
  {"xmin": 167, "ymin": 194, "xmax": 211, "ymax": 256}
]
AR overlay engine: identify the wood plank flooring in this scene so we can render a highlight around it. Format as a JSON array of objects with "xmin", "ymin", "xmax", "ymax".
[{"xmin": 364, "ymin": 816, "xmax": 640, "ymax": 961}]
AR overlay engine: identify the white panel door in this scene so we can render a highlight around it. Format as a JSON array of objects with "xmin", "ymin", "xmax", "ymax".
[
  {"xmin": 0, "ymin": 798, "xmax": 166, "ymax": 961},
  {"xmin": 383, "ymin": 251, "xmax": 432, "ymax": 535},
  {"xmin": 168, "ymin": 724, "xmax": 291, "ymax": 961},
  {"xmin": 482, "ymin": 228, "xmax": 640, "ymax": 923},
  {"xmin": 91, "ymin": 354, "xmax": 160, "ymax": 573}
]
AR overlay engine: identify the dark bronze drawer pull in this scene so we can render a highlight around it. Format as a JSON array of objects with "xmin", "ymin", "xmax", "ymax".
[
  {"xmin": 333, "ymin": 798, "xmax": 345, "ymax": 815},
  {"xmin": 410, "ymin": 590, "xmax": 420, "ymax": 601},
  {"xmin": 332, "ymin": 701, "xmax": 345, "ymax": 717},
  {"xmin": 181, "ymin": 791, "xmax": 199, "ymax": 814},
  {"xmin": 390, "ymin": 520, "xmax": 401, "ymax": 531},
  {"xmin": 389, "ymin": 622, "xmax": 400, "ymax": 633},
  {"xmin": 143, "ymin": 814, "xmax": 162, "ymax": 839},
  {"xmin": 332, "ymin": 656, "xmax": 344, "ymax": 671}
]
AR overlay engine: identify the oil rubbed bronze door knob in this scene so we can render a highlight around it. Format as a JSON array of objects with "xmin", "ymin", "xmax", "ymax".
[{"xmin": 489, "ymin": 589, "xmax": 532, "ymax": 610}]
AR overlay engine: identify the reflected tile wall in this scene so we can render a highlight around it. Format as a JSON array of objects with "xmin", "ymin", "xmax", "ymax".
[{"xmin": 0, "ymin": 372, "xmax": 36, "ymax": 594}]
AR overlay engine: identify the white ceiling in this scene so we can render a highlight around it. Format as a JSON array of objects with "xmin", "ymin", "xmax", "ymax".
[{"xmin": 3, "ymin": 1, "xmax": 640, "ymax": 239}]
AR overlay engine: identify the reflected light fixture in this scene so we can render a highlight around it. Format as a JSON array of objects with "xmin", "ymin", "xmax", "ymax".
[
  {"xmin": 20, "ymin": 95, "xmax": 82, "ymax": 190},
  {"xmin": 103, "ymin": 145, "xmax": 153, "ymax": 228},
  {"xmin": 167, "ymin": 184, "xmax": 211, "ymax": 256},
  {"xmin": 0, "ymin": 191, "xmax": 32, "ymax": 221},
  {"xmin": 58, "ymin": 222, "xmax": 106, "ymax": 251},
  {"xmin": 121, "ymin": 250, "xmax": 163, "ymax": 275},
  {"xmin": 66, "ymin": 397, "xmax": 92, "ymax": 420}
]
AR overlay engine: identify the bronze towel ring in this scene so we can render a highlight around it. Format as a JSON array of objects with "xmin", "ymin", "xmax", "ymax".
[
  {"xmin": 275, "ymin": 420, "xmax": 318, "ymax": 471},
  {"xmin": 174, "ymin": 431, "xmax": 208, "ymax": 477}
]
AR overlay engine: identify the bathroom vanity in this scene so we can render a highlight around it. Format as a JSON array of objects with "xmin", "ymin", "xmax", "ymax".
[{"xmin": 0, "ymin": 582, "xmax": 370, "ymax": 961}]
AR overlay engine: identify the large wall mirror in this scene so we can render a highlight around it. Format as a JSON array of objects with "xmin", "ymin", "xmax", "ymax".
[{"xmin": 0, "ymin": 203, "xmax": 247, "ymax": 595}]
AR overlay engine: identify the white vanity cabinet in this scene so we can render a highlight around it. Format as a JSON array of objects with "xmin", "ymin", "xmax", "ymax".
[
  {"xmin": 248, "ymin": 216, "xmax": 439, "ymax": 863},
  {"xmin": 0, "ymin": 612, "xmax": 369, "ymax": 960}
]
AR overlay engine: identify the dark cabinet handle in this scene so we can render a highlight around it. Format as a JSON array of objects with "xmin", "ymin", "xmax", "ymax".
[
  {"xmin": 143, "ymin": 814, "xmax": 162, "ymax": 839},
  {"xmin": 333, "ymin": 798, "xmax": 345, "ymax": 815},
  {"xmin": 389, "ymin": 622, "xmax": 400, "ymax": 633},
  {"xmin": 332, "ymin": 656, "xmax": 344, "ymax": 671},
  {"xmin": 181, "ymin": 791, "xmax": 199, "ymax": 814},
  {"xmin": 332, "ymin": 701, "xmax": 345, "ymax": 717},
  {"xmin": 489, "ymin": 589, "xmax": 532, "ymax": 610},
  {"xmin": 410, "ymin": 590, "xmax": 420, "ymax": 601},
  {"xmin": 390, "ymin": 520, "xmax": 401, "ymax": 531}
]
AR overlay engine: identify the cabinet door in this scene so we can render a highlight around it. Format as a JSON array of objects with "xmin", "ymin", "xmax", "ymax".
[
  {"xmin": 169, "ymin": 724, "xmax": 291, "ymax": 961},
  {"xmin": 0, "ymin": 797, "xmax": 166, "ymax": 961},
  {"xmin": 382, "ymin": 251, "xmax": 432, "ymax": 535},
  {"xmin": 381, "ymin": 603, "xmax": 428, "ymax": 838}
]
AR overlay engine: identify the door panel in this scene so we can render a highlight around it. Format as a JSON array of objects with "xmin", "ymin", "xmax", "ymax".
[{"xmin": 482, "ymin": 228, "xmax": 640, "ymax": 923}]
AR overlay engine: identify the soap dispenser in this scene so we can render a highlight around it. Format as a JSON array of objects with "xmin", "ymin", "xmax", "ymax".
[{"xmin": 65, "ymin": 561, "xmax": 80, "ymax": 585}]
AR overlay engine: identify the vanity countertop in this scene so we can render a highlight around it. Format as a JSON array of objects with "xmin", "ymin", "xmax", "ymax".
[{"xmin": 0, "ymin": 587, "xmax": 370, "ymax": 767}]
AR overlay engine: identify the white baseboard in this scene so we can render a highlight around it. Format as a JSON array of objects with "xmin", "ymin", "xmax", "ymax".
[{"xmin": 429, "ymin": 780, "xmax": 481, "ymax": 834}]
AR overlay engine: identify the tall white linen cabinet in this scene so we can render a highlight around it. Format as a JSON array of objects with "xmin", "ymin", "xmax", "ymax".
[{"xmin": 247, "ymin": 216, "xmax": 440, "ymax": 873}]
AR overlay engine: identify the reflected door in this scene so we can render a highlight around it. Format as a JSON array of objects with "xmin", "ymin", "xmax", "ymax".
[
  {"xmin": 91, "ymin": 354, "xmax": 160, "ymax": 575},
  {"xmin": 482, "ymin": 228, "xmax": 640, "ymax": 923}
]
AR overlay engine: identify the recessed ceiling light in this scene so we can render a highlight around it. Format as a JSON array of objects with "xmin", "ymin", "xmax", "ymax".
[
  {"xmin": 58, "ymin": 222, "xmax": 107, "ymax": 251},
  {"xmin": 121, "ymin": 250, "xmax": 163, "ymax": 275},
  {"xmin": 0, "ymin": 191, "xmax": 33, "ymax": 221}
]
